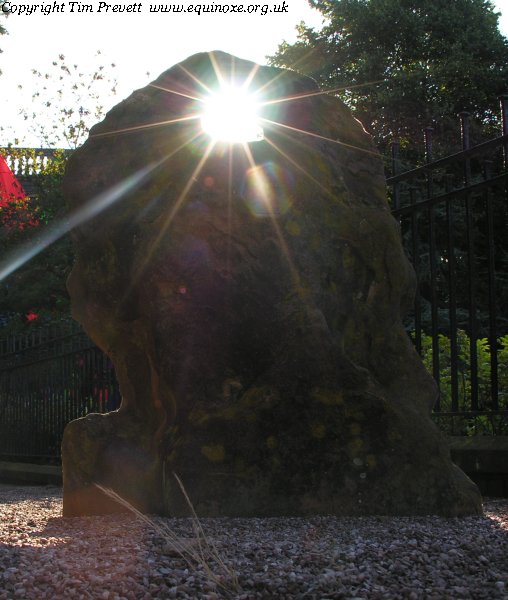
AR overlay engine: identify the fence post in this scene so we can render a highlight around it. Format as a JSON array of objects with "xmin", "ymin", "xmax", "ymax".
[
  {"xmin": 483, "ymin": 159, "xmax": 499, "ymax": 410},
  {"xmin": 424, "ymin": 127, "xmax": 434, "ymax": 162},
  {"xmin": 424, "ymin": 126, "xmax": 440, "ymax": 401},
  {"xmin": 391, "ymin": 138, "xmax": 401, "ymax": 210},
  {"xmin": 387, "ymin": 112, "xmax": 508, "ymax": 431},
  {"xmin": 424, "ymin": 126, "xmax": 434, "ymax": 197},
  {"xmin": 459, "ymin": 112, "xmax": 471, "ymax": 148},
  {"xmin": 501, "ymin": 95, "xmax": 508, "ymax": 169},
  {"xmin": 459, "ymin": 111, "xmax": 479, "ymax": 411}
]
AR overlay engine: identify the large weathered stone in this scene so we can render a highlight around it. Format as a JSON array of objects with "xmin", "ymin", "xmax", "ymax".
[{"xmin": 62, "ymin": 51, "xmax": 482, "ymax": 517}]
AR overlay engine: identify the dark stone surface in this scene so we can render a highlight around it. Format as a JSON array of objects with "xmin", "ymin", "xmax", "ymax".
[{"xmin": 61, "ymin": 51, "xmax": 482, "ymax": 517}]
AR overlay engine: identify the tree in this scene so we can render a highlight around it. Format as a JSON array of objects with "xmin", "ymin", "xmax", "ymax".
[
  {"xmin": 0, "ymin": 13, "xmax": 7, "ymax": 76},
  {"xmin": 0, "ymin": 55, "xmax": 118, "ymax": 333},
  {"xmin": 17, "ymin": 52, "xmax": 118, "ymax": 148},
  {"xmin": 0, "ymin": 148, "xmax": 72, "ymax": 330},
  {"xmin": 269, "ymin": 0, "xmax": 508, "ymax": 157}
]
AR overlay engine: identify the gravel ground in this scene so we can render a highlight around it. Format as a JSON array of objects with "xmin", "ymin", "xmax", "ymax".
[{"xmin": 0, "ymin": 484, "xmax": 507, "ymax": 599}]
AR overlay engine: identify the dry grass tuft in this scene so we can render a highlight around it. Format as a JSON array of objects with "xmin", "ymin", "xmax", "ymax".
[{"xmin": 95, "ymin": 473, "xmax": 241, "ymax": 597}]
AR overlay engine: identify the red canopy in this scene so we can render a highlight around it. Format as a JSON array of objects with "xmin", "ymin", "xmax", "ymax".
[{"xmin": 0, "ymin": 154, "xmax": 27, "ymax": 204}]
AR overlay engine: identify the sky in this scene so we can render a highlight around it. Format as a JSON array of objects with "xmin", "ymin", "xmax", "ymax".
[
  {"xmin": 0, "ymin": 0, "xmax": 325, "ymax": 146},
  {"xmin": 0, "ymin": 0, "xmax": 507, "ymax": 147}
]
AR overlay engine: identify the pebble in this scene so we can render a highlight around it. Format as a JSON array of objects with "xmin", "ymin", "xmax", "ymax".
[{"xmin": 0, "ymin": 484, "xmax": 507, "ymax": 599}]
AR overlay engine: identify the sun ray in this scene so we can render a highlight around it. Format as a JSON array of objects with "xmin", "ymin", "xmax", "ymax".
[
  {"xmin": 280, "ymin": 46, "xmax": 323, "ymax": 80},
  {"xmin": 240, "ymin": 64, "xmax": 261, "ymax": 93},
  {"xmin": 4, "ymin": 56, "xmax": 391, "ymax": 307},
  {"xmin": 150, "ymin": 138, "xmax": 216, "ymax": 241},
  {"xmin": 256, "ymin": 39, "xmax": 387, "ymax": 102},
  {"xmin": 0, "ymin": 161, "xmax": 164, "ymax": 283},
  {"xmin": 262, "ymin": 135, "xmax": 339, "ymax": 202},
  {"xmin": 208, "ymin": 52, "xmax": 228, "ymax": 91},
  {"xmin": 177, "ymin": 63, "xmax": 215, "ymax": 97},
  {"xmin": 207, "ymin": 52, "xmax": 260, "ymax": 94},
  {"xmin": 253, "ymin": 60, "xmax": 305, "ymax": 98},
  {"xmin": 241, "ymin": 143, "xmax": 301, "ymax": 288},
  {"xmin": 90, "ymin": 114, "xmax": 200, "ymax": 139},
  {"xmin": 261, "ymin": 117, "xmax": 382, "ymax": 159},
  {"xmin": 259, "ymin": 79, "xmax": 386, "ymax": 108},
  {"xmin": 0, "ymin": 129, "xmax": 206, "ymax": 284},
  {"xmin": 127, "ymin": 138, "xmax": 217, "ymax": 292},
  {"xmin": 199, "ymin": 57, "xmax": 264, "ymax": 144},
  {"xmin": 148, "ymin": 83, "xmax": 203, "ymax": 103}
]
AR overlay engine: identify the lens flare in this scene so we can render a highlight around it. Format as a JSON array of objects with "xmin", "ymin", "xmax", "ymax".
[
  {"xmin": 0, "ymin": 163, "xmax": 160, "ymax": 283},
  {"xmin": 201, "ymin": 86, "xmax": 263, "ymax": 144},
  {"xmin": 1, "ymin": 55, "xmax": 384, "ymax": 293},
  {"xmin": 243, "ymin": 162, "xmax": 293, "ymax": 218}
]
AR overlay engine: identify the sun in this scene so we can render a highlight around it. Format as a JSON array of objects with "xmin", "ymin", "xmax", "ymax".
[{"xmin": 200, "ymin": 85, "xmax": 264, "ymax": 144}]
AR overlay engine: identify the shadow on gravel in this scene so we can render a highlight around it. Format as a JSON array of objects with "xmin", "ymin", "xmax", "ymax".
[
  {"xmin": 0, "ymin": 483, "xmax": 62, "ymax": 506},
  {"xmin": 1, "ymin": 487, "xmax": 507, "ymax": 599}
]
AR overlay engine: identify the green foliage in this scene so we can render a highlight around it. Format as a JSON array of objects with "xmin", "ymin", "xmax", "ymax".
[
  {"xmin": 270, "ymin": 0, "xmax": 508, "ymax": 157},
  {"xmin": 0, "ymin": 148, "xmax": 73, "ymax": 332},
  {"xmin": 418, "ymin": 330, "xmax": 508, "ymax": 435},
  {"xmin": 0, "ymin": 53, "xmax": 118, "ymax": 332}
]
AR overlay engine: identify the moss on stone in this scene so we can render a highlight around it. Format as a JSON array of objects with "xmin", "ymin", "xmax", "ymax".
[
  {"xmin": 62, "ymin": 51, "xmax": 482, "ymax": 518},
  {"xmin": 201, "ymin": 444, "xmax": 226, "ymax": 462}
]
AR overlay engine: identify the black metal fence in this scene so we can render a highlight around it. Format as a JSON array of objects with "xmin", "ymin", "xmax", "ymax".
[
  {"xmin": 0, "ymin": 320, "xmax": 120, "ymax": 461},
  {"xmin": 389, "ymin": 98, "xmax": 508, "ymax": 435},
  {"xmin": 1, "ymin": 106, "xmax": 508, "ymax": 461}
]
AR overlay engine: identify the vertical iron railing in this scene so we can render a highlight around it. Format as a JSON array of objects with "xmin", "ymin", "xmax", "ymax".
[
  {"xmin": 0, "ymin": 319, "xmax": 120, "ymax": 461},
  {"xmin": 388, "ymin": 98, "xmax": 508, "ymax": 434}
]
